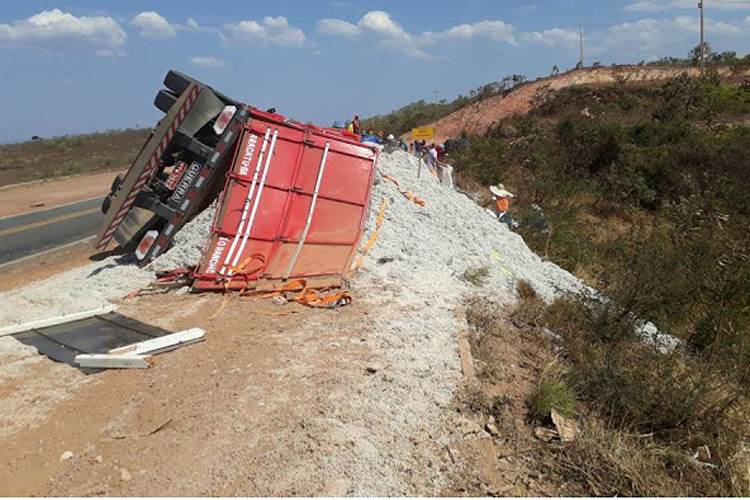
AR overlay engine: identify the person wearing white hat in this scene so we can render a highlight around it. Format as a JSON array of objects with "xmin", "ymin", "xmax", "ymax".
[{"xmin": 489, "ymin": 183, "xmax": 515, "ymax": 224}]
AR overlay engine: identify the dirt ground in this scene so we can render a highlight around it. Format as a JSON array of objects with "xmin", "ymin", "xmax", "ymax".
[
  {"xmin": 0, "ymin": 170, "xmax": 123, "ymax": 219},
  {"xmin": 0, "ymin": 245, "xmax": 562, "ymax": 496},
  {"xmin": 0, "ymin": 291, "xmax": 390, "ymax": 496}
]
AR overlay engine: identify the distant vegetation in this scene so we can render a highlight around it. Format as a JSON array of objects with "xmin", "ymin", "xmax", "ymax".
[
  {"xmin": 0, "ymin": 128, "xmax": 150, "ymax": 186},
  {"xmin": 365, "ymin": 44, "xmax": 750, "ymax": 138},
  {"xmin": 364, "ymin": 74, "xmax": 527, "ymax": 136},
  {"xmin": 452, "ymin": 70, "xmax": 750, "ymax": 496}
]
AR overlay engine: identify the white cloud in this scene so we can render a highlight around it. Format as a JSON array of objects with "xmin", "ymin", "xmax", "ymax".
[
  {"xmin": 594, "ymin": 15, "xmax": 747, "ymax": 61},
  {"xmin": 317, "ymin": 10, "xmax": 516, "ymax": 59},
  {"xmin": 441, "ymin": 20, "xmax": 516, "ymax": 45},
  {"xmin": 521, "ymin": 28, "xmax": 579, "ymax": 48},
  {"xmin": 317, "ymin": 18, "xmax": 360, "ymax": 37},
  {"xmin": 0, "ymin": 9, "xmax": 126, "ymax": 54},
  {"xmin": 224, "ymin": 16, "xmax": 305, "ymax": 47},
  {"xmin": 190, "ymin": 55, "xmax": 225, "ymax": 67},
  {"xmin": 131, "ymin": 11, "xmax": 177, "ymax": 39},
  {"xmin": 359, "ymin": 11, "xmax": 411, "ymax": 41},
  {"xmin": 624, "ymin": 0, "xmax": 750, "ymax": 11}
]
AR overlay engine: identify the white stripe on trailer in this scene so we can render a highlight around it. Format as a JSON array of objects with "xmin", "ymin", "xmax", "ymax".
[
  {"xmin": 283, "ymin": 141, "xmax": 330, "ymax": 280},
  {"xmin": 227, "ymin": 128, "xmax": 278, "ymax": 278},
  {"xmin": 96, "ymin": 84, "xmax": 198, "ymax": 252},
  {"xmin": 164, "ymin": 224, "xmax": 174, "ymax": 236},
  {"xmin": 180, "ymin": 199, "xmax": 190, "ymax": 211},
  {"xmin": 219, "ymin": 128, "xmax": 272, "ymax": 276}
]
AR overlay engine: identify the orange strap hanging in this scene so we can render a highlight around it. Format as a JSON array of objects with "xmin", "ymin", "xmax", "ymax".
[
  {"xmin": 350, "ymin": 199, "xmax": 386, "ymax": 274},
  {"xmin": 224, "ymin": 253, "xmax": 266, "ymax": 292},
  {"xmin": 381, "ymin": 175, "xmax": 426, "ymax": 206}
]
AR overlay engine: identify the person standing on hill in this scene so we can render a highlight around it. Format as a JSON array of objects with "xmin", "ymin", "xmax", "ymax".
[
  {"xmin": 489, "ymin": 183, "xmax": 517, "ymax": 228},
  {"xmin": 352, "ymin": 115, "xmax": 361, "ymax": 135},
  {"xmin": 425, "ymin": 143, "xmax": 441, "ymax": 175},
  {"xmin": 346, "ymin": 121, "xmax": 354, "ymax": 133}
]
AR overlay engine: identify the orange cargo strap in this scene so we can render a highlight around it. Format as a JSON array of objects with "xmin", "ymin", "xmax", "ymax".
[
  {"xmin": 350, "ymin": 199, "xmax": 386, "ymax": 274},
  {"xmin": 244, "ymin": 279, "xmax": 353, "ymax": 309},
  {"xmin": 381, "ymin": 175, "xmax": 426, "ymax": 206},
  {"xmin": 224, "ymin": 253, "xmax": 266, "ymax": 292}
]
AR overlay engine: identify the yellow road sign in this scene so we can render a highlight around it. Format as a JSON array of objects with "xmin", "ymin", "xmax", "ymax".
[{"xmin": 411, "ymin": 127, "xmax": 434, "ymax": 141}]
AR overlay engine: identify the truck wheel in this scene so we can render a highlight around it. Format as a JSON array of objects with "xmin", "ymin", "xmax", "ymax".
[
  {"xmin": 163, "ymin": 70, "xmax": 194, "ymax": 95},
  {"xmin": 110, "ymin": 174, "xmax": 124, "ymax": 194},
  {"xmin": 154, "ymin": 90, "xmax": 178, "ymax": 113},
  {"xmin": 101, "ymin": 194, "xmax": 113, "ymax": 214}
]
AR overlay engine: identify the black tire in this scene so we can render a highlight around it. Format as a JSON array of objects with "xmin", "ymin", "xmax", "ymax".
[
  {"xmin": 101, "ymin": 194, "xmax": 113, "ymax": 214},
  {"xmin": 163, "ymin": 70, "xmax": 194, "ymax": 95},
  {"xmin": 110, "ymin": 173, "xmax": 124, "ymax": 194},
  {"xmin": 154, "ymin": 89, "xmax": 178, "ymax": 113}
]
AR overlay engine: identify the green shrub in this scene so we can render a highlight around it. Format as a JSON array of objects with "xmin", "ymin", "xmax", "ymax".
[{"xmin": 526, "ymin": 360, "xmax": 577, "ymax": 422}]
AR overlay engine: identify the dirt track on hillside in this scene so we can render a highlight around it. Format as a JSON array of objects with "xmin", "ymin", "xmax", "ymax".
[{"xmin": 416, "ymin": 65, "xmax": 750, "ymax": 143}]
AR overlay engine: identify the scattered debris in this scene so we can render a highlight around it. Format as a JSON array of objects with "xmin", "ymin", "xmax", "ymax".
[
  {"xmin": 120, "ymin": 468, "xmax": 132, "ymax": 482},
  {"xmin": 75, "ymin": 354, "xmax": 153, "ymax": 370},
  {"xmin": 59, "ymin": 451, "xmax": 73, "ymax": 462},
  {"xmin": 533, "ymin": 426, "xmax": 557, "ymax": 442},
  {"xmin": 0, "ymin": 305, "xmax": 116, "ymax": 338},
  {"xmin": 551, "ymin": 409, "xmax": 578, "ymax": 442},
  {"xmin": 454, "ymin": 416, "xmax": 483, "ymax": 437}
]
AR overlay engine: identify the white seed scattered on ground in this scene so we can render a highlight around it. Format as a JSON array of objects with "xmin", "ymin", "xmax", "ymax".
[
  {"xmin": 278, "ymin": 149, "xmax": 595, "ymax": 496},
  {"xmin": 148, "ymin": 204, "xmax": 217, "ymax": 273},
  {"xmin": 0, "ymin": 206, "xmax": 216, "ymax": 328}
]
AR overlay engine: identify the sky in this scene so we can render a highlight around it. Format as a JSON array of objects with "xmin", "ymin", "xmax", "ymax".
[{"xmin": 1, "ymin": 0, "xmax": 749, "ymax": 142}]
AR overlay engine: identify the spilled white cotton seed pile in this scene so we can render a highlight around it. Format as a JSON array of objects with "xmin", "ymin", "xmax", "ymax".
[
  {"xmin": 0, "ymin": 205, "xmax": 217, "ymax": 327},
  {"xmin": 259, "ymin": 149, "xmax": 598, "ymax": 496},
  {"xmin": 353, "ymin": 148, "xmax": 592, "ymax": 303}
]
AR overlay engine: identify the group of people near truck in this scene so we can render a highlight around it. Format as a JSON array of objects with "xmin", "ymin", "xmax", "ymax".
[{"xmin": 342, "ymin": 116, "xmax": 541, "ymax": 233}]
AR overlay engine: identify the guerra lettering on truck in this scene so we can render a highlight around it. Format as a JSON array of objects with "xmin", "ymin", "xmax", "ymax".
[
  {"xmin": 171, "ymin": 161, "xmax": 202, "ymax": 203},
  {"xmin": 238, "ymin": 134, "xmax": 258, "ymax": 176},
  {"xmin": 205, "ymin": 236, "xmax": 230, "ymax": 275}
]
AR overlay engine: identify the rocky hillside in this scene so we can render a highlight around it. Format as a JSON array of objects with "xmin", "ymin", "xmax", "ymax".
[{"xmin": 411, "ymin": 65, "xmax": 750, "ymax": 143}]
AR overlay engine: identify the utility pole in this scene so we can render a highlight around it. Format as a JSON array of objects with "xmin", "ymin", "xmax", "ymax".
[
  {"xmin": 432, "ymin": 89, "xmax": 438, "ymax": 103},
  {"xmin": 699, "ymin": 0, "xmax": 705, "ymax": 76},
  {"xmin": 578, "ymin": 19, "xmax": 585, "ymax": 68}
]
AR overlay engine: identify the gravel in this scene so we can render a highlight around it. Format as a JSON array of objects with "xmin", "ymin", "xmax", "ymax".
[{"xmin": 290, "ymin": 149, "xmax": 594, "ymax": 495}]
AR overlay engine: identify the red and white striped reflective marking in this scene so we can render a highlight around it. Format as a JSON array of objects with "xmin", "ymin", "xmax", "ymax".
[{"xmin": 96, "ymin": 85, "xmax": 199, "ymax": 250}]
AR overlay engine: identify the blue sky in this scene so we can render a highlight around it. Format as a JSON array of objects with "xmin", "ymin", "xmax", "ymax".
[{"xmin": 1, "ymin": 0, "xmax": 749, "ymax": 142}]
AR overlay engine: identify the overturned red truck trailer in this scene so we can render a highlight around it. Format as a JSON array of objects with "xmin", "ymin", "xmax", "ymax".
[
  {"xmin": 194, "ymin": 111, "xmax": 378, "ymax": 291},
  {"xmin": 96, "ymin": 70, "xmax": 378, "ymax": 291}
]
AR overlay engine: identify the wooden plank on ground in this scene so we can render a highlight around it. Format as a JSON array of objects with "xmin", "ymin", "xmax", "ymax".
[
  {"xmin": 74, "ymin": 354, "xmax": 153, "ymax": 369},
  {"xmin": 108, "ymin": 328, "xmax": 205, "ymax": 355},
  {"xmin": 0, "ymin": 304, "xmax": 117, "ymax": 337}
]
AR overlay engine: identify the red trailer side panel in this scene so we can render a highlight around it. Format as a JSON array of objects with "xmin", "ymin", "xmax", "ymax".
[{"xmin": 192, "ymin": 113, "xmax": 378, "ymax": 291}]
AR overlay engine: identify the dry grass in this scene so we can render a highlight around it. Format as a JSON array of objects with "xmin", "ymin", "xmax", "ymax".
[
  {"xmin": 0, "ymin": 129, "xmax": 150, "ymax": 186},
  {"xmin": 540, "ymin": 295, "xmax": 750, "ymax": 496}
]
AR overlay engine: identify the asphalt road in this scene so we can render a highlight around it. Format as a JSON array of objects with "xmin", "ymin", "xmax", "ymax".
[{"xmin": 0, "ymin": 197, "xmax": 104, "ymax": 266}]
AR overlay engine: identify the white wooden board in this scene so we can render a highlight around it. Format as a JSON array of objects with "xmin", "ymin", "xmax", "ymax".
[{"xmin": 0, "ymin": 304, "xmax": 117, "ymax": 337}]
